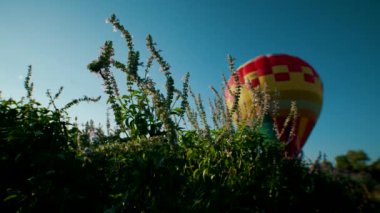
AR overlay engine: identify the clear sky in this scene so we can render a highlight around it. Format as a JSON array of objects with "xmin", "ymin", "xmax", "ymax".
[{"xmin": 0, "ymin": 0, "xmax": 379, "ymax": 161}]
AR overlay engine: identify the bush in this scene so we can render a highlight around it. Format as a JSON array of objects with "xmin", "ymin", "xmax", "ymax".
[{"xmin": 0, "ymin": 99, "xmax": 106, "ymax": 211}]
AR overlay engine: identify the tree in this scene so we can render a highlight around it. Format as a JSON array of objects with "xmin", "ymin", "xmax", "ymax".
[{"xmin": 336, "ymin": 150, "xmax": 369, "ymax": 172}]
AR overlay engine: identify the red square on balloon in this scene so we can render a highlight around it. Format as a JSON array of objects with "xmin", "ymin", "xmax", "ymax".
[
  {"xmin": 274, "ymin": 73, "xmax": 290, "ymax": 81},
  {"xmin": 304, "ymin": 74, "xmax": 315, "ymax": 83},
  {"xmin": 251, "ymin": 78, "xmax": 259, "ymax": 87},
  {"xmin": 288, "ymin": 63, "xmax": 302, "ymax": 72}
]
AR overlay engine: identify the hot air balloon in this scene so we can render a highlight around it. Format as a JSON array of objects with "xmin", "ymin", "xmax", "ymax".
[{"xmin": 225, "ymin": 54, "xmax": 323, "ymax": 157}]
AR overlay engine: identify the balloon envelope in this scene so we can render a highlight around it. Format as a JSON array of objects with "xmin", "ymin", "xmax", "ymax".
[{"xmin": 225, "ymin": 54, "xmax": 323, "ymax": 156}]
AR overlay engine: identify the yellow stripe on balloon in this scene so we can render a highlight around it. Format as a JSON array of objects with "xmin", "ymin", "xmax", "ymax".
[
  {"xmin": 258, "ymin": 73, "xmax": 322, "ymax": 95},
  {"xmin": 275, "ymin": 90, "xmax": 322, "ymax": 105},
  {"xmin": 277, "ymin": 100, "xmax": 321, "ymax": 115},
  {"xmin": 272, "ymin": 65, "xmax": 289, "ymax": 73}
]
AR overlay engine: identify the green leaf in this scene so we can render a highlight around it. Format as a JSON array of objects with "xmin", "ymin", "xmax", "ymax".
[
  {"xmin": 193, "ymin": 168, "xmax": 199, "ymax": 180},
  {"xmin": 202, "ymin": 168, "xmax": 208, "ymax": 181},
  {"xmin": 171, "ymin": 107, "xmax": 184, "ymax": 115},
  {"xmin": 3, "ymin": 194, "xmax": 18, "ymax": 202}
]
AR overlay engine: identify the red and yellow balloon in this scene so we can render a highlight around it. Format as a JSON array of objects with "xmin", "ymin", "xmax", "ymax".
[{"xmin": 225, "ymin": 54, "xmax": 323, "ymax": 157}]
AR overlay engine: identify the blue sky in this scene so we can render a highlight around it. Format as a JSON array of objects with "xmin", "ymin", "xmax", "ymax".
[{"xmin": 0, "ymin": 0, "xmax": 379, "ymax": 161}]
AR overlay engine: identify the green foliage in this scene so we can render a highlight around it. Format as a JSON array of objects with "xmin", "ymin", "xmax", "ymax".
[
  {"xmin": 336, "ymin": 150, "xmax": 370, "ymax": 171},
  {"xmin": 24, "ymin": 65, "xmax": 33, "ymax": 100},
  {"xmin": 333, "ymin": 151, "xmax": 380, "ymax": 209},
  {"xmin": 0, "ymin": 68, "xmax": 103, "ymax": 212},
  {"xmin": 88, "ymin": 16, "xmax": 184, "ymax": 144},
  {"xmin": 119, "ymin": 89, "xmax": 164, "ymax": 140},
  {"xmin": 0, "ymin": 14, "xmax": 377, "ymax": 212},
  {"xmin": 0, "ymin": 98, "xmax": 101, "ymax": 211}
]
